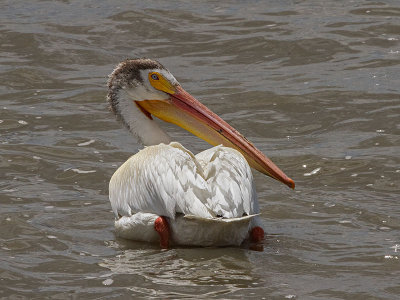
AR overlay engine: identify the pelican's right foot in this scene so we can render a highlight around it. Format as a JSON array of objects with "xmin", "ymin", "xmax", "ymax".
[
  {"xmin": 250, "ymin": 226, "xmax": 264, "ymax": 243},
  {"xmin": 154, "ymin": 216, "xmax": 170, "ymax": 249}
]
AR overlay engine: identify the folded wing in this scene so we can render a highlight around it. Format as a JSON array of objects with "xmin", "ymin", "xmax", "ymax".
[{"xmin": 109, "ymin": 142, "xmax": 258, "ymax": 220}]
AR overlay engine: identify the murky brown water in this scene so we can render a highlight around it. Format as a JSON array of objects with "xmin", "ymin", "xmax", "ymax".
[{"xmin": 1, "ymin": 1, "xmax": 399, "ymax": 298}]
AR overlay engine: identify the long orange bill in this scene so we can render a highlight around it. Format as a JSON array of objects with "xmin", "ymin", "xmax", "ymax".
[{"xmin": 137, "ymin": 85, "xmax": 295, "ymax": 189}]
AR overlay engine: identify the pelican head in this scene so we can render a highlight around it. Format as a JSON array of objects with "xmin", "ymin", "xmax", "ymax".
[{"xmin": 107, "ymin": 58, "xmax": 295, "ymax": 189}]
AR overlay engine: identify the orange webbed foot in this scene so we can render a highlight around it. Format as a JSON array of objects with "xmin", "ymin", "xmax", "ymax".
[
  {"xmin": 250, "ymin": 226, "xmax": 264, "ymax": 243},
  {"xmin": 154, "ymin": 216, "xmax": 170, "ymax": 249}
]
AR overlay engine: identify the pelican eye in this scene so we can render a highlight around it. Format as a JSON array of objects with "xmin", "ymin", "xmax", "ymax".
[{"xmin": 148, "ymin": 72, "xmax": 175, "ymax": 94}]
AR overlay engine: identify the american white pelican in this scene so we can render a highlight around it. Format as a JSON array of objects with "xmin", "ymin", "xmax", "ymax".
[{"xmin": 107, "ymin": 58, "xmax": 294, "ymax": 248}]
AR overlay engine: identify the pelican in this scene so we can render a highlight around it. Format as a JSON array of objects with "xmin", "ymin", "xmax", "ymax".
[{"xmin": 107, "ymin": 58, "xmax": 294, "ymax": 248}]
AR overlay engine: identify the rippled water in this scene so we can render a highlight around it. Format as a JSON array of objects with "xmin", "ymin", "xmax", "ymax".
[{"xmin": 1, "ymin": 1, "xmax": 399, "ymax": 298}]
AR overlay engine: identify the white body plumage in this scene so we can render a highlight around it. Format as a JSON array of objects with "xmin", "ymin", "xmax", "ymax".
[{"xmin": 109, "ymin": 142, "xmax": 261, "ymax": 246}]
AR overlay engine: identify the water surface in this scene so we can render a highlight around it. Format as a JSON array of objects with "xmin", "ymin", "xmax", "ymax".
[{"xmin": 1, "ymin": 1, "xmax": 399, "ymax": 298}]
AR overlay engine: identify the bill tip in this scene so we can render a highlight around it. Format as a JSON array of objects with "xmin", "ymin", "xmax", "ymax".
[{"xmin": 287, "ymin": 178, "xmax": 295, "ymax": 189}]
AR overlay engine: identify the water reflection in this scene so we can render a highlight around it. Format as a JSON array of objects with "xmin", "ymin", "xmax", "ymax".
[{"xmin": 100, "ymin": 239, "xmax": 264, "ymax": 297}]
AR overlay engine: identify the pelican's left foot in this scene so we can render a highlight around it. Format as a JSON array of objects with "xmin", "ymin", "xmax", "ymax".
[
  {"xmin": 250, "ymin": 226, "xmax": 264, "ymax": 243},
  {"xmin": 154, "ymin": 216, "xmax": 170, "ymax": 249}
]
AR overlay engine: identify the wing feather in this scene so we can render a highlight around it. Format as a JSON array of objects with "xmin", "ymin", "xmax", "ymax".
[
  {"xmin": 109, "ymin": 143, "xmax": 258, "ymax": 220},
  {"xmin": 195, "ymin": 145, "xmax": 258, "ymax": 218},
  {"xmin": 109, "ymin": 143, "xmax": 214, "ymax": 219}
]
